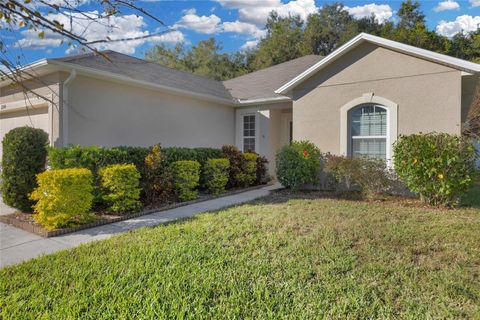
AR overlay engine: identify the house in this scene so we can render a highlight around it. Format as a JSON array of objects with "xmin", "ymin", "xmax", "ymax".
[{"xmin": 1, "ymin": 33, "xmax": 479, "ymax": 174}]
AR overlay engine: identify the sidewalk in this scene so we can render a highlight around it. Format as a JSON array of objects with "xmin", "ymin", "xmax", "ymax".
[{"xmin": 0, "ymin": 184, "xmax": 280, "ymax": 268}]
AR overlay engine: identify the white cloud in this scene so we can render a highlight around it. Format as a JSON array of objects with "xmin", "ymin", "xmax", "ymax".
[
  {"xmin": 436, "ymin": 14, "xmax": 480, "ymax": 37},
  {"xmin": 13, "ymin": 11, "xmax": 184, "ymax": 54},
  {"xmin": 216, "ymin": 0, "xmax": 318, "ymax": 26},
  {"xmin": 345, "ymin": 3, "xmax": 393, "ymax": 23},
  {"xmin": 174, "ymin": 11, "xmax": 221, "ymax": 34},
  {"xmin": 240, "ymin": 40, "xmax": 259, "ymax": 50},
  {"xmin": 222, "ymin": 21, "xmax": 266, "ymax": 38},
  {"xmin": 470, "ymin": 0, "xmax": 480, "ymax": 7},
  {"xmin": 434, "ymin": 0, "xmax": 460, "ymax": 12}
]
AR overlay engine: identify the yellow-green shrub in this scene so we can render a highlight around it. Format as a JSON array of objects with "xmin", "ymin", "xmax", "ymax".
[
  {"xmin": 99, "ymin": 164, "xmax": 142, "ymax": 213},
  {"xmin": 204, "ymin": 158, "xmax": 230, "ymax": 194},
  {"xmin": 30, "ymin": 168, "xmax": 94, "ymax": 230},
  {"xmin": 171, "ymin": 160, "xmax": 201, "ymax": 201},
  {"xmin": 239, "ymin": 153, "xmax": 258, "ymax": 187}
]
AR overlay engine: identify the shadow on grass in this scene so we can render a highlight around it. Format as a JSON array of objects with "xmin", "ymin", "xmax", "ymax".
[{"xmin": 461, "ymin": 184, "xmax": 480, "ymax": 209}]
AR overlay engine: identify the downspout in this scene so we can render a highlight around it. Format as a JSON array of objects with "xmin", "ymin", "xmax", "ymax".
[{"xmin": 62, "ymin": 69, "xmax": 76, "ymax": 146}]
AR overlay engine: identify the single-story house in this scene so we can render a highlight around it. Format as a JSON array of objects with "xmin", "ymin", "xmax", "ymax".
[{"xmin": 1, "ymin": 33, "xmax": 479, "ymax": 174}]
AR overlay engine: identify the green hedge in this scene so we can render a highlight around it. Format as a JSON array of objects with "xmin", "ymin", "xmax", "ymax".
[
  {"xmin": 30, "ymin": 168, "xmax": 94, "ymax": 230},
  {"xmin": 1, "ymin": 127, "xmax": 49, "ymax": 212},
  {"xmin": 99, "ymin": 164, "xmax": 142, "ymax": 213},
  {"xmin": 204, "ymin": 158, "xmax": 230, "ymax": 194},
  {"xmin": 276, "ymin": 141, "xmax": 322, "ymax": 190},
  {"xmin": 393, "ymin": 133, "xmax": 478, "ymax": 207},
  {"xmin": 171, "ymin": 160, "xmax": 201, "ymax": 201}
]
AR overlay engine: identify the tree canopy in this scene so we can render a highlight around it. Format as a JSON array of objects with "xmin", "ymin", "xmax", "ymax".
[{"xmin": 145, "ymin": 1, "xmax": 479, "ymax": 81}]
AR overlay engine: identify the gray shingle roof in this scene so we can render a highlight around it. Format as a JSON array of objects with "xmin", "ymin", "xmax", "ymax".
[
  {"xmin": 223, "ymin": 55, "xmax": 324, "ymax": 100},
  {"xmin": 53, "ymin": 51, "xmax": 233, "ymax": 101},
  {"xmin": 51, "ymin": 51, "xmax": 323, "ymax": 103}
]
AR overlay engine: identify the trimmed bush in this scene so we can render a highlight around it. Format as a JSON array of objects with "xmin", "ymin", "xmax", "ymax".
[
  {"xmin": 241, "ymin": 153, "xmax": 258, "ymax": 187},
  {"xmin": 48, "ymin": 145, "xmax": 150, "ymax": 174},
  {"xmin": 1, "ymin": 127, "xmax": 49, "ymax": 212},
  {"xmin": 393, "ymin": 133, "xmax": 478, "ymax": 206},
  {"xmin": 256, "ymin": 155, "xmax": 269, "ymax": 185},
  {"xmin": 276, "ymin": 141, "xmax": 322, "ymax": 190},
  {"xmin": 99, "ymin": 164, "xmax": 142, "ymax": 213},
  {"xmin": 162, "ymin": 147, "xmax": 223, "ymax": 166},
  {"xmin": 221, "ymin": 145, "xmax": 246, "ymax": 188},
  {"xmin": 204, "ymin": 158, "xmax": 230, "ymax": 194},
  {"xmin": 325, "ymin": 155, "xmax": 394, "ymax": 197},
  {"xmin": 171, "ymin": 160, "xmax": 201, "ymax": 201},
  {"xmin": 143, "ymin": 145, "xmax": 174, "ymax": 204},
  {"xmin": 30, "ymin": 168, "xmax": 94, "ymax": 230}
]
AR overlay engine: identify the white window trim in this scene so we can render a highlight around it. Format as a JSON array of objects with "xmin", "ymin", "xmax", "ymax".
[
  {"xmin": 240, "ymin": 112, "xmax": 258, "ymax": 153},
  {"xmin": 340, "ymin": 93, "xmax": 398, "ymax": 163}
]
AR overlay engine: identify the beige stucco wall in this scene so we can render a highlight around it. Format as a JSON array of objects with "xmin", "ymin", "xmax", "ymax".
[
  {"xmin": 66, "ymin": 75, "xmax": 235, "ymax": 148},
  {"xmin": 0, "ymin": 73, "xmax": 63, "ymax": 150},
  {"xmin": 235, "ymin": 102, "xmax": 292, "ymax": 175},
  {"xmin": 292, "ymin": 42, "xmax": 463, "ymax": 155}
]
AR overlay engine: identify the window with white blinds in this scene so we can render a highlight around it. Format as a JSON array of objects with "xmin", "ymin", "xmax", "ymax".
[
  {"xmin": 243, "ymin": 114, "xmax": 255, "ymax": 152},
  {"xmin": 350, "ymin": 104, "xmax": 387, "ymax": 160}
]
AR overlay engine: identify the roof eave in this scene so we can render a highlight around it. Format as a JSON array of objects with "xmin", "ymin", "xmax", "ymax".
[
  {"xmin": 47, "ymin": 60, "xmax": 235, "ymax": 105},
  {"xmin": 275, "ymin": 33, "xmax": 480, "ymax": 95},
  {"xmin": 233, "ymin": 96, "xmax": 291, "ymax": 106}
]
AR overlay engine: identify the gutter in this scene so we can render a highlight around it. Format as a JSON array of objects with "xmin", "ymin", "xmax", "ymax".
[
  {"xmin": 62, "ymin": 69, "xmax": 77, "ymax": 146},
  {"xmin": 233, "ymin": 96, "xmax": 291, "ymax": 106}
]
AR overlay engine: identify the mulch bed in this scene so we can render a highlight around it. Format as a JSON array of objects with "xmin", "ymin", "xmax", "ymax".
[{"xmin": 0, "ymin": 183, "xmax": 272, "ymax": 238}]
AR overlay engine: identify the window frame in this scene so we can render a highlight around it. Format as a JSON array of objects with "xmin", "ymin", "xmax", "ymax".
[
  {"xmin": 339, "ymin": 93, "xmax": 398, "ymax": 165},
  {"xmin": 348, "ymin": 104, "xmax": 389, "ymax": 160},
  {"xmin": 242, "ymin": 113, "xmax": 257, "ymax": 152}
]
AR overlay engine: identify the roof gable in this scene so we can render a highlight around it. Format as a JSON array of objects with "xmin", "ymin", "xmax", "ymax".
[{"xmin": 276, "ymin": 33, "xmax": 480, "ymax": 94}]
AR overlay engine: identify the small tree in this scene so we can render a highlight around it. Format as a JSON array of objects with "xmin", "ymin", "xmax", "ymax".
[
  {"xmin": 393, "ymin": 133, "xmax": 478, "ymax": 207},
  {"xmin": 1, "ymin": 127, "xmax": 48, "ymax": 212}
]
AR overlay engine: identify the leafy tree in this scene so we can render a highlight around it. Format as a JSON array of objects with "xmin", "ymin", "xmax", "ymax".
[
  {"xmin": 303, "ymin": 3, "xmax": 357, "ymax": 56},
  {"xmin": 252, "ymin": 12, "xmax": 305, "ymax": 69},
  {"xmin": 397, "ymin": 0, "xmax": 426, "ymax": 30}
]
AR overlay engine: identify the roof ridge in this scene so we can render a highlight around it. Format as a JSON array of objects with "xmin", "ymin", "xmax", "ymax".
[{"xmin": 223, "ymin": 54, "xmax": 322, "ymax": 83}]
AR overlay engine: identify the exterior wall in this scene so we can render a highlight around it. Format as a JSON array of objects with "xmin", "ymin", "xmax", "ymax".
[
  {"xmin": 461, "ymin": 74, "xmax": 479, "ymax": 125},
  {"xmin": 292, "ymin": 42, "xmax": 463, "ymax": 156},
  {"xmin": 0, "ymin": 73, "xmax": 63, "ymax": 153},
  {"xmin": 235, "ymin": 102, "xmax": 292, "ymax": 175},
  {"xmin": 66, "ymin": 75, "xmax": 235, "ymax": 148}
]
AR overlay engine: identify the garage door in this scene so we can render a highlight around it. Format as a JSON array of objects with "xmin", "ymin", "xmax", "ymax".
[{"xmin": 0, "ymin": 106, "xmax": 50, "ymax": 158}]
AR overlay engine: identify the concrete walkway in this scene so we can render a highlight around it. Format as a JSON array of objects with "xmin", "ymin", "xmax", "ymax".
[{"xmin": 0, "ymin": 184, "xmax": 280, "ymax": 268}]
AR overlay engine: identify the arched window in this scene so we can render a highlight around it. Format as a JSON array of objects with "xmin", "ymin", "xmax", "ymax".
[{"xmin": 349, "ymin": 104, "xmax": 387, "ymax": 160}]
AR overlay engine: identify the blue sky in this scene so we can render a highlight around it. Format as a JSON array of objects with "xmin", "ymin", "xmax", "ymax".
[{"xmin": 2, "ymin": 0, "xmax": 479, "ymax": 66}]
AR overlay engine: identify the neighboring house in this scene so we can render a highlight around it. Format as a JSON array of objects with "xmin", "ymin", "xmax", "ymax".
[{"xmin": 1, "ymin": 33, "xmax": 479, "ymax": 174}]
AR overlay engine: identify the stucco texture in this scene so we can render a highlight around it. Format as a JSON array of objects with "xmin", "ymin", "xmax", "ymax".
[
  {"xmin": 292, "ymin": 42, "xmax": 463, "ymax": 155},
  {"xmin": 67, "ymin": 75, "xmax": 235, "ymax": 148}
]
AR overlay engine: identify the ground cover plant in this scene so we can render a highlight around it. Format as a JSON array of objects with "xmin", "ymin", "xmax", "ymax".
[{"xmin": 2, "ymin": 190, "xmax": 479, "ymax": 319}]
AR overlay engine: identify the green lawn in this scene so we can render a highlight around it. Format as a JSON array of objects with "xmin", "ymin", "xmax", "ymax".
[{"xmin": 1, "ymin": 191, "xmax": 480, "ymax": 319}]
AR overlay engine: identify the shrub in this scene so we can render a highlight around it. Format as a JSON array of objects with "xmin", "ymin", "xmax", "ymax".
[
  {"xmin": 143, "ymin": 145, "xmax": 174, "ymax": 204},
  {"xmin": 256, "ymin": 155, "xmax": 269, "ymax": 185},
  {"xmin": 99, "ymin": 164, "xmax": 142, "ymax": 213},
  {"xmin": 162, "ymin": 147, "xmax": 223, "ymax": 166},
  {"xmin": 30, "ymin": 168, "xmax": 94, "ymax": 230},
  {"xmin": 171, "ymin": 160, "xmax": 201, "ymax": 201},
  {"xmin": 204, "ymin": 158, "xmax": 230, "ymax": 194},
  {"xmin": 325, "ymin": 155, "xmax": 394, "ymax": 197},
  {"xmin": 1, "ymin": 127, "xmax": 49, "ymax": 212},
  {"xmin": 48, "ymin": 145, "xmax": 150, "ymax": 174},
  {"xmin": 276, "ymin": 141, "xmax": 322, "ymax": 190},
  {"xmin": 240, "ymin": 153, "xmax": 258, "ymax": 187},
  {"xmin": 393, "ymin": 133, "xmax": 478, "ymax": 206},
  {"xmin": 221, "ymin": 145, "xmax": 246, "ymax": 188}
]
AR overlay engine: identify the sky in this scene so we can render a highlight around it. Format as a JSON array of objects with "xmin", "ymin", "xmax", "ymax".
[{"xmin": 2, "ymin": 0, "xmax": 480, "ymax": 66}]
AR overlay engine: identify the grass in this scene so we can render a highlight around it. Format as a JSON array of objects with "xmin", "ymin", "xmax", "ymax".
[{"xmin": 1, "ymin": 191, "xmax": 480, "ymax": 319}]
